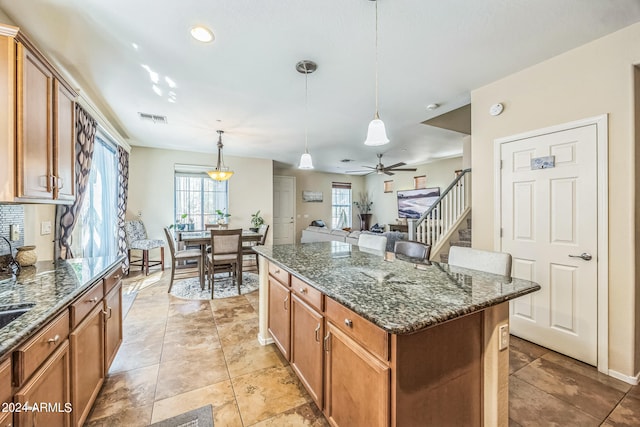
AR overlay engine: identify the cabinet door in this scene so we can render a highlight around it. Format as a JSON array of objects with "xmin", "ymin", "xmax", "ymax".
[
  {"xmin": 291, "ymin": 293, "xmax": 324, "ymax": 408},
  {"xmin": 16, "ymin": 42, "xmax": 53, "ymax": 200},
  {"xmin": 70, "ymin": 304, "xmax": 104, "ymax": 427},
  {"xmin": 104, "ymin": 281, "xmax": 123, "ymax": 373},
  {"xmin": 324, "ymin": 322, "xmax": 390, "ymax": 427},
  {"xmin": 268, "ymin": 277, "xmax": 290, "ymax": 360},
  {"xmin": 53, "ymin": 79, "xmax": 75, "ymax": 202},
  {"xmin": 15, "ymin": 340, "xmax": 71, "ymax": 427}
]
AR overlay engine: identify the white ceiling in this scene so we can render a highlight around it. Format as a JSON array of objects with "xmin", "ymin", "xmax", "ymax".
[{"xmin": 1, "ymin": 0, "xmax": 640, "ymax": 173}]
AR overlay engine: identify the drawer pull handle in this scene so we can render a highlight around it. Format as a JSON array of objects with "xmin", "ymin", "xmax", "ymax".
[
  {"xmin": 299, "ymin": 287, "xmax": 307, "ymax": 294},
  {"xmin": 275, "ymin": 269, "xmax": 281, "ymax": 274},
  {"xmin": 314, "ymin": 323, "xmax": 321, "ymax": 342},
  {"xmin": 344, "ymin": 319, "xmax": 353, "ymax": 328},
  {"xmin": 88, "ymin": 296, "xmax": 99, "ymax": 304},
  {"xmin": 47, "ymin": 334, "xmax": 60, "ymax": 344},
  {"xmin": 113, "ymin": 274, "xmax": 122, "ymax": 280}
]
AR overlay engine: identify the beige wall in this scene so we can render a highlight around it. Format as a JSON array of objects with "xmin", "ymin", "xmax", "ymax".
[
  {"xmin": 471, "ymin": 22, "xmax": 640, "ymax": 377},
  {"xmin": 635, "ymin": 66, "xmax": 640, "ymax": 374},
  {"xmin": 364, "ymin": 156, "xmax": 463, "ymax": 226},
  {"xmin": 274, "ymin": 168, "xmax": 366, "ymax": 242},
  {"xmin": 129, "ymin": 146, "xmax": 273, "ymax": 260}
]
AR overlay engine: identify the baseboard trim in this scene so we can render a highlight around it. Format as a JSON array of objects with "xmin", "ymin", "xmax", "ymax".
[
  {"xmin": 257, "ymin": 334, "xmax": 274, "ymax": 346},
  {"xmin": 608, "ymin": 369, "xmax": 640, "ymax": 385}
]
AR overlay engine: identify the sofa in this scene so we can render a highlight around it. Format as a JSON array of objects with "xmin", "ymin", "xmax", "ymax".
[{"xmin": 300, "ymin": 226, "xmax": 406, "ymax": 252}]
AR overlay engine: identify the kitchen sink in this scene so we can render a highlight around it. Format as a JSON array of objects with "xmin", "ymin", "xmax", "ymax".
[{"xmin": 0, "ymin": 303, "xmax": 35, "ymax": 329}]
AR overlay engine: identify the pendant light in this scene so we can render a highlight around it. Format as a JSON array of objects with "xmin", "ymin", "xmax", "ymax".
[
  {"xmin": 296, "ymin": 60, "xmax": 317, "ymax": 169},
  {"xmin": 364, "ymin": 0, "xmax": 389, "ymax": 146},
  {"xmin": 207, "ymin": 130, "xmax": 234, "ymax": 181}
]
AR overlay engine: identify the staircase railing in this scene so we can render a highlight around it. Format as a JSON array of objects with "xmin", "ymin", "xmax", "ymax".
[{"xmin": 407, "ymin": 168, "xmax": 471, "ymax": 248}]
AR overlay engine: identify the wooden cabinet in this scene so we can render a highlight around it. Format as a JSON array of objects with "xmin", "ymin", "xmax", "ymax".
[
  {"xmin": 0, "ymin": 359, "xmax": 11, "ymax": 427},
  {"xmin": 104, "ymin": 281, "xmax": 123, "ymax": 372},
  {"xmin": 0, "ymin": 24, "xmax": 76, "ymax": 204},
  {"xmin": 290, "ymin": 293, "xmax": 324, "ymax": 407},
  {"xmin": 70, "ymin": 304, "xmax": 104, "ymax": 427},
  {"xmin": 14, "ymin": 340, "xmax": 71, "ymax": 427},
  {"xmin": 268, "ymin": 277, "xmax": 290, "ymax": 360},
  {"xmin": 324, "ymin": 322, "xmax": 390, "ymax": 427}
]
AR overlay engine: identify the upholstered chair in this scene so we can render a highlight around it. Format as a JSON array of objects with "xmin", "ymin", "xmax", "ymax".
[{"xmin": 124, "ymin": 220, "xmax": 165, "ymax": 275}]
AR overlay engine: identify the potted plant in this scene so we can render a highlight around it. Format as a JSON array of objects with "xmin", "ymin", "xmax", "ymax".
[
  {"xmin": 170, "ymin": 213, "xmax": 188, "ymax": 231},
  {"xmin": 215, "ymin": 209, "xmax": 231, "ymax": 225},
  {"xmin": 250, "ymin": 210, "xmax": 264, "ymax": 232},
  {"xmin": 354, "ymin": 193, "xmax": 373, "ymax": 231}
]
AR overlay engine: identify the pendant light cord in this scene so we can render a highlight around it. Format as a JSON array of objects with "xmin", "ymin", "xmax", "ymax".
[
  {"xmin": 374, "ymin": 0, "xmax": 379, "ymax": 119},
  {"xmin": 305, "ymin": 64, "xmax": 309, "ymax": 153}
]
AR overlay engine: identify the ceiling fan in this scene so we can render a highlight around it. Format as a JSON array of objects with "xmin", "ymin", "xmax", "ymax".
[{"xmin": 347, "ymin": 153, "xmax": 417, "ymax": 176}]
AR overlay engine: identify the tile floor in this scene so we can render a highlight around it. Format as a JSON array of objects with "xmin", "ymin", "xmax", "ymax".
[{"xmin": 85, "ymin": 269, "xmax": 640, "ymax": 426}]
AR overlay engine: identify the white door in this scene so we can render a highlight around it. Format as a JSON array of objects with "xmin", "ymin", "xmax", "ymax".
[
  {"xmin": 273, "ymin": 176, "xmax": 295, "ymax": 245},
  {"xmin": 500, "ymin": 124, "xmax": 598, "ymax": 365}
]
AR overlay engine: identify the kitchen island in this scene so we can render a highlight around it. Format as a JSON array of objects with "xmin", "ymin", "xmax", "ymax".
[{"xmin": 254, "ymin": 242, "xmax": 540, "ymax": 427}]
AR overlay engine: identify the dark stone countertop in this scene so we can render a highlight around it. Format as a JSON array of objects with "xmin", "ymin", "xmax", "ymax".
[
  {"xmin": 254, "ymin": 242, "xmax": 541, "ymax": 335},
  {"xmin": 0, "ymin": 256, "xmax": 125, "ymax": 359}
]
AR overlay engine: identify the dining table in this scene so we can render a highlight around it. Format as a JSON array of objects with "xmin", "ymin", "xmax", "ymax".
[{"xmin": 179, "ymin": 229, "xmax": 263, "ymax": 288}]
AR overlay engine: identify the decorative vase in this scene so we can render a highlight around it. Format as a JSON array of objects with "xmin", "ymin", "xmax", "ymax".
[
  {"xmin": 15, "ymin": 245, "xmax": 37, "ymax": 267},
  {"xmin": 358, "ymin": 213, "xmax": 372, "ymax": 231}
]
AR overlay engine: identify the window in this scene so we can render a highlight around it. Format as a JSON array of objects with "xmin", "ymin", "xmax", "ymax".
[
  {"xmin": 71, "ymin": 134, "xmax": 119, "ymax": 258},
  {"xmin": 174, "ymin": 165, "xmax": 228, "ymax": 230},
  {"xmin": 331, "ymin": 182, "xmax": 352, "ymax": 229},
  {"xmin": 414, "ymin": 175, "xmax": 427, "ymax": 189}
]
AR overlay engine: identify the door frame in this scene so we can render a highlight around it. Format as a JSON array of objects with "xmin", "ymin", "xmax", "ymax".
[
  {"xmin": 273, "ymin": 175, "xmax": 296, "ymax": 245},
  {"xmin": 492, "ymin": 114, "xmax": 609, "ymax": 374}
]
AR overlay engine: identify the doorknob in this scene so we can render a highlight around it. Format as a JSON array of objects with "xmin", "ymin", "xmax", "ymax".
[{"xmin": 569, "ymin": 253, "xmax": 592, "ymax": 261}]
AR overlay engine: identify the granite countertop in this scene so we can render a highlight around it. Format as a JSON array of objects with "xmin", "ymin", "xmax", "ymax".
[
  {"xmin": 0, "ymin": 256, "xmax": 124, "ymax": 359},
  {"xmin": 254, "ymin": 242, "xmax": 541, "ymax": 334}
]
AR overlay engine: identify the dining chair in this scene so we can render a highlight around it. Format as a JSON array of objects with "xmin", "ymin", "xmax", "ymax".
[
  {"xmin": 242, "ymin": 224, "xmax": 269, "ymax": 273},
  {"xmin": 357, "ymin": 233, "xmax": 387, "ymax": 253},
  {"xmin": 207, "ymin": 228, "xmax": 243, "ymax": 298},
  {"xmin": 163, "ymin": 227, "xmax": 203, "ymax": 293},
  {"xmin": 394, "ymin": 240, "xmax": 431, "ymax": 261},
  {"xmin": 125, "ymin": 220, "xmax": 165, "ymax": 275},
  {"xmin": 448, "ymin": 246, "xmax": 512, "ymax": 277}
]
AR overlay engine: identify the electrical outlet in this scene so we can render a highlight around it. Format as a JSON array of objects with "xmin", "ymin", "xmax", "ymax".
[
  {"xmin": 9, "ymin": 224, "xmax": 19, "ymax": 241},
  {"xmin": 499, "ymin": 324, "xmax": 509, "ymax": 351},
  {"xmin": 41, "ymin": 221, "xmax": 52, "ymax": 235}
]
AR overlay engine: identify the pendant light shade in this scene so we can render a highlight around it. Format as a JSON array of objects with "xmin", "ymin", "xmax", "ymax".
[
  {"xmin": 364, "ymin": 0, "xmax": 390, "ymax": 146},
  {"xmin": 207, "ymin": 130, "xmax": 234, "ymax": 181},
  {"xmin": 296, "ymin": 60, "xmax": 317, "ymax": 170},
  {"xmin": 299, "ymin": 151, "xmax": 314, "ymax": 169}
]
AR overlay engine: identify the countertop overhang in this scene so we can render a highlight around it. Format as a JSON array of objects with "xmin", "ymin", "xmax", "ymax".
[
  {"xmin": 254, "ymin": 242, "xmax": 540, "ymax": 334},
  {"xmin": 0, "ymin": 256, "xmax": 125, "ymax": 359}
]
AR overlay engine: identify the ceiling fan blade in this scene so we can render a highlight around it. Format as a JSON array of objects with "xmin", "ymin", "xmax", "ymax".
[
  {"xmin": 388, "ymin": 167, "xmax": 417, "ymax": 172},
  {"xmin": 385, "ymin": 162, "xmax": 406, "ymax": 169},
  {"xmin": 384, "ymin": 171, "xmax": 395, "ymax": 176},
  {"xmin": 361, "ymin": 166, "xmax": 376, "ymax": 169}
]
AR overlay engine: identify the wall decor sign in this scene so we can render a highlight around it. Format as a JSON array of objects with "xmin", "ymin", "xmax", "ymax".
[
  {"xmin": 302, "ymin": 191, "xmax": 323, "ymax": 202},
  {"xmin": 531, "ymin": 155, "xmax": 555, "ymax": 170}
]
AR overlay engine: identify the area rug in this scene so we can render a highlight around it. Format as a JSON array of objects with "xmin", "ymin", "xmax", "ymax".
[
  {"xmin": 170, "ymin": 271, "xmax": 259, "ymax": 300},
  {"xmin": 149, "ymin": 404, "xmax": 213, "ymax": 427}
]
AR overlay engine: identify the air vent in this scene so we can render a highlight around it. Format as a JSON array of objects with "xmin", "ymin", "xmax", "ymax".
[
  {"xmin": 340, "ymin": 159, "xmax": 354, "ymax": 163},
  {"xmin": 138, "ymin": 112, "xmax": 168, "ymax": 124}
]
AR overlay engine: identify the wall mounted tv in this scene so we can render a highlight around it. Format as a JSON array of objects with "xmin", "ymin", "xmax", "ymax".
[{"xmin": 397, "ymin": 187, "xmax": 440, "ymax": 219}]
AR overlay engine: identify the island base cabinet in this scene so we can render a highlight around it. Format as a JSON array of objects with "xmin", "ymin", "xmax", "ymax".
[
  {"xmin": 324, "ymin": 322, "xmax": 390, "ymax": 427},
  {"xmin": 290, "ymin": 294, "xmax": 324, "ymax": 408},
  {"xmin": 0, "ymin": 412, "xmax": 11, "ymax": 427},
  {"xmin": 14, "ymin": 340, "xmax": 71, "ymax": 427},
  {"xmin": 70, "ymin": 304, "xmax": 105, "ymax": 427},
  {"xmin": 268, "ymin": 277, "xmax": 290, "ymax": 360}
]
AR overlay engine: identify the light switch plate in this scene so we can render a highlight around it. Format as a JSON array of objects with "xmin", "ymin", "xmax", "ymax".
[
  {"xmin": 41, "ymin": 221, "xmax": 52, "ymax": 236},
  {"xmin": 9, "ymin": 224, "xmax": 19, "ymax": 241}
]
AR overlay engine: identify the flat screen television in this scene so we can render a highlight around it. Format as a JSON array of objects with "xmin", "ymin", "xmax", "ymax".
[{"xmin": 397, "ymin": 187, "xmax": 440, "ymax": 219}]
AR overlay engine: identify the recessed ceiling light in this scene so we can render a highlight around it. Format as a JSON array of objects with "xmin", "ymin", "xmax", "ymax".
[{"xmin": 190, "ymin": 26, "xmax": 214, "ymax": 43}]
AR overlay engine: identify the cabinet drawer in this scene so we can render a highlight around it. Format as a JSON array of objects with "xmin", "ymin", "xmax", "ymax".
[
  {"xmin": 325, "ymin": 297, "xmax": 389, "ymax": 362},
  {"xmin": 13, "ymin": 310, "xmax": 69, "ymax": 386},
  {"xmin": 70, "ymin": 281, "xmax": 104, "ymax": 329},
  {"xmin": 291, "ymin": 276, "xmax": 322, "ymax": 312},
  {"xmin": 0, "ymin": 358, "xmax": 10, "ymax": 405},
  {"xmin": 103, "ymin": 267, "xmax": 123, "ymax": 296},
  {"xmin": 268, "ymin": 263, "xmax": 290, "ymax": 286}
]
